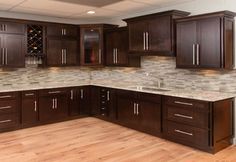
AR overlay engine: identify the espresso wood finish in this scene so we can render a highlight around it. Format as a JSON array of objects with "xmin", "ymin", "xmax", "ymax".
[
  {"xmin": 46, "ymin": 24, "xmax": 78, "ymax": 38},
  {"xmin": 21, "ymin": 91, "xmax": 38, "ymax": 127},
  {"xmin": 105, "ymin": 27, "xmax": 140, "ymax": 67},
  {"xmin": 68, "ymin": 87, "xmax": 80, "ymax": 116},
  {"xmin": 0, "ymin": 21, "xmax": 25, "ymax": 35},
  {"xmin": 0, "ymin": 92, "xmax": 20, "ymax": 132},
  {"xmin": 163, "ymin": 96, "xmax": 234, "ymax": 153},
  {"xmin": 80, "ymin": 24, "xmax": 117, "ymax": 66},
  {"xmin": 90, "ymin": 86, "xmax": 101, "ymax": 116},
  {"xmin": 78, "ymin": 86, "xmax": 91, "ymax": 115},
  {"xmin": 176, "ymin": 11, "xmax": 236, "ymax": 69},
  {"xmin": 124, "ymin": 10, "xmax": 190, "ymax": 56},
  {"xmin": 46, "ymin": 38, "xmax": 78, "ymax": 66},
  {"xmin": 39, "ymin": 88, "xmax": 69, "ymax": 122},
  {"xmin": 117, "ymin": 90, "xmax": 161, "ymax": 136}
]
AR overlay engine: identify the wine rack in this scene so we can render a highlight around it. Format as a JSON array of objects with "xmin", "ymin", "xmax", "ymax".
[{"xmin": 26, "ymin": 24, "xmax": 45, "ymax": 65}]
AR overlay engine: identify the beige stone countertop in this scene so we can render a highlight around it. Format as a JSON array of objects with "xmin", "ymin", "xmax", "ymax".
[{"xmin": 0, "ymin": 82, "xmax": 234, "ymax": 102}]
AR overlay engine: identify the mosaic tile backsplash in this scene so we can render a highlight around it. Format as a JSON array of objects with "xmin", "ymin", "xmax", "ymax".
[{"xmin": 0, "ymin": 56, "xmax": 235, "ymax": 94}]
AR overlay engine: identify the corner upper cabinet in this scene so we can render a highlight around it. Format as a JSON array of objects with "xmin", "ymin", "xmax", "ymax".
[
  {"xmin": 176, "ymin": 11, "xmax": 236, "ymax": 69},
  {"xmin": 105, "ymin": 27, "xmax": 140, "ymax": 67},
  {"xmin": 80, "ymin": 24, "xmax": 117, "ymax": 66},
  {"xmin": 123, "ymin": 10, "xmax": 190, "ymax": 56}
]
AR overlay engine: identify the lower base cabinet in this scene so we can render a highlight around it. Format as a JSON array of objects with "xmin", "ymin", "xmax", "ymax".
[
  {"xmin": 163, "ymin": 96, "xmax": 234, "ymax": 153},
  {"xmin": 39, "ymin": 88, "xmax": 69, "ymax": 122},
  {"xmin": 21, "ymin": 91, "xmax": 38, "ymax": 127},
  {"xmin": 78, "ymin": 86, "xmax": 91, "ymax": 115},
  {"xmin": 117, "ymin": 90, "xmax": 161, "ymax": 135}
]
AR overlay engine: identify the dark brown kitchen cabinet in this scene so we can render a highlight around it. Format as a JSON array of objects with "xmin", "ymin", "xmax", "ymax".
[
  {"xmin": 176, "ymin": 11, "xmax": 235, "ymax": 69},
  {"xmin": 80, "ymin": 24, "xmax": 117, "ymax": 66},
  {"xmin": 0, "ymin": 21, "xmax": 25, "ymax": 35},
  {"xmin": 163, "ymin": 96, "xmax": 234, "ymax": 153},
  {"xmin": 0, "ymin": 34, "xmax": 26, "ymax": 67},
  {"xmin": 46, "ymin": 38, "xmax": 78, "ymax": 66},
  {"xmin": 39, "ymin": 88, "xmax": 69, "ymax": 122},
  {"xmin": 78, "ymin": 86, "xmax": 90, "ymax": 115},
  {"xmin": 69, "ymin": 88, "xmax": 80, "ymax": 116},
  {"xmin": 21, "ymin": 91, "xmax": 38, "ymax": 127},
  {"xmin": 90, "ymin": 86, "xmax": 100, "ymax": 116},
  {"xmin": 117, "ymin": 90, "xmax": 161, "ymax": 135},
  {"xmin": 0, "ymin": 92, "xmax": 20, "ymax": 132},
  {"xmin": 46, "ymin": 24, "xmax": 78, "ymax": 38},
  {"xmin": 124, "ymin": 10, "xmax": 190, "ymax": 56},
  {"xmin": 105, "ymin": 27, "xmax": 140, "ymax": 67}
]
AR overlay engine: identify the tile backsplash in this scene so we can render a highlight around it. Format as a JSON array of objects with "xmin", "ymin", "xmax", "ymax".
[{"xmin": 0, "ymin": 56, "xmax": 235, "ymax": 94}]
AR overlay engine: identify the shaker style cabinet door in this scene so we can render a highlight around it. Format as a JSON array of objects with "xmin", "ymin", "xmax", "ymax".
[{"xmin": 46, "ymin": 38, "xmax": 63, "ymax": 66}]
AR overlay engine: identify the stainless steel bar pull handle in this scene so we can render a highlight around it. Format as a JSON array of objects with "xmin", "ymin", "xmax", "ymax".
[
  {"xmin": 0, "ymin": 106, "xmax": 11, "ymax": 110},
  {"xmin": 136, "ymin": 103, "xmax": 139, "ymax": 115},
  {"xmin": 196, "ymin": 44, "xmax": 200, "ymax": 65},
  {"xmin": 48, "ymin": 91, "xmax": 61, "ymax": 94},
  {"xmin": 174, "ymin": 114, "xmax": 193, "ymax": 119},
  {"xmin": 2, "ymin": 48, "xmax": 4, "ymax": 65},
  {"xmin": 81, "ymin": 89, "xmax": 84, "ymax": 99},
  {"xmin": 113, "ymin": 48, "xmax": 116, "ymax": 64},
  {"xmin": 62, "ymin": 29, "xmax": 64, "ymax": 35},
  {"xmin": 52, "ymin": 99, "xmax": 55, "ymax": 109},
  {"xmin": 146, "ymin": 32, "xmax": 149, "ymax": 50},
  {"xmin": 70, "ymin": 90, "xmax": 73, "ymax": 100},
  {"xmin": 5, "ymin": 48, "xmax": 7, "ymax": 65},
  {"xmin": 0, "ymin": 95, "xmax": 11, "ymax": 99},
  {"xmin": 175, "ymin": 129, "xmax": 193, "ymax": 136},
  {"xmin": 174, "ymin": 101, "xmax": 193, "ymax": 106},
  {"xmin": 25, "ymin": 93, "xmax": 34, "ymax": 96},
  {"xmin": 0, "ymin": 119, "xmax": 11, "ymax": 124},
  {"xmin": 115, "ymin": 48, "xmax": 118, "ymax": 64},
  {"xmin": 192, "ymin": 44, "xmax": 195, "ymax": 65},
  {"xmin": 34, "ymin": 101, "xmax": 37, "ymax": 112},
  {"xmin": 107, "ymin": 91, "xmax": 110, "ymax": 101},
  {"xmin": 134, "ymin": 103, "xmax": 136, "ymax": 114},
  {"xmin": 55, "ymin": 98, "xmax": 58, "ymax": 109},
  {"xmin": 64, "ymin": 49, "xmax": 67, "ymax": 64},
  {"xmin": 99, "ymin": 49, "xmax": 102, "ymax": 64},
  {"xmin": 64, "ymin": 29, "xmax": 66, "ymax": 35},
  {"xmin": 143, "ymin": 32, "xmax": 146, "ymax": 50}
]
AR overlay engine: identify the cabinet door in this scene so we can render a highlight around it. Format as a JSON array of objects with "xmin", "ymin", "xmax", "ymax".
[
  {"xmin": 197, "ymin": 17, "xmax": 221, "ymax": 68},
  {"xmin": 176, "ymin": 21, "xmax": 197, "ymax": 68},
  {"xmin": 139, "ymin": 101, "xmax": 161, "ymax": 135},
  {"xmin": 129, "ymin": 21, "xmax": 147, "ymax": 52},
  {"xmin": 80, "ymin": 28, "xmax": 103, "ymax": 66},
  {"xmin": 39, "ymin": 96, "xmax": 55, "ymax": 122},
  {"xmin": 63, "ymin": 25, "xmax": 78, "ymax": 37},
  {"xmin": 63, "ymin": 39, "xmax": 78, "ymax": 65},
  {"xmin": 105, "ymin": 31, "xmax": 115, "ymax": 65},
  {"xmin": 117, "ymin": 91, "xmax": 137, "ymax": 128},
  {"xmin": 4, "ymin": 34, "xmax": 26, "ymax": 67},
  {"xmin": 90, "ymin": 86, "xmax": 100, "ymax": 116},
  {"xmin": 0, "ymin": 22, "xmax": 25, "ymax": 34},
  {"xmin": 79, "ymin": 86, "xmax": 90, "ymax": 115},
  {"xmin": 116, "ymin": 29, "xmax": 129, "ymax": 65},
  {"xmin": 47, "ymin": 38, "xmax": 62, "ymax": 66},
  {"xmin": 148, "ymin": 16, "xmax": 171, "ymax": 52},
  {"xmin": 21, "ymin": 91, "xmax": 38, "ymax": 127},
  {"xmin": 54, "ymin": 95, "xmax": 68, "ymax": 119},
  {"xmin": 69, "ymin": 88, "xmax": 79, "ymax": 116}
]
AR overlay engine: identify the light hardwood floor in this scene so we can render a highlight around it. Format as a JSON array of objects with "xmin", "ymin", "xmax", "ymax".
[{"xmin": 0, "ymin": 117, "xmax": 235, "ymax": 162}]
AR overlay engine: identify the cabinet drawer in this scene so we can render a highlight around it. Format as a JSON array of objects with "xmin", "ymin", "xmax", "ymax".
[
  {"xmin": 164, "ymin": 96, "xmax": 209, "ymax": 112},
  {"xmin": 165, "ymin": 106, "xmax": 209, "ymax": 129},
  {"xmin": 0, "ymin": 113, "xmax": 19, "ymax": 130},
  {"xmin": 164, "ymin": 121, "xmax": 209, "ymax": 148},
  {"xmin": 0, "ymin": 100, "xmax": 18, "ymax": 114},
  {"xmin": 0, "ymin": 92, "xmax": 18, "ymax": 100},
  {"xmin": 39, "ymin": 88, "xmax": 68, "ymax": 96},
  {"xmin": 22, "ymin": 91, "xmax": 37, "ymax": 99}
]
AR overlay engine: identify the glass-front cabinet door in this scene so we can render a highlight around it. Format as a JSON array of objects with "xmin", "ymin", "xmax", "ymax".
[{"xmin": 80, "ymin": 27, "xmax": 103, "ymax": 66}]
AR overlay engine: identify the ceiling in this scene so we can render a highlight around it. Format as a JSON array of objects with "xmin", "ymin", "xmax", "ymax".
[{"xmin": 0, "ymin": 0, "xmax": 193, "ymax": 22}]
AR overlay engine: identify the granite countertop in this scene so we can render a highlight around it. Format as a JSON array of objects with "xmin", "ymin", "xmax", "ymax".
[{"xmin": 0, "ymin": 82, "xmax": 234, "ymax": 102}]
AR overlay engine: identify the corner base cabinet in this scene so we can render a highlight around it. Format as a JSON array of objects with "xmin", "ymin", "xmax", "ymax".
[{"xmin": 163, "ymin": 96, "xmax": 234, "ymax": 153}]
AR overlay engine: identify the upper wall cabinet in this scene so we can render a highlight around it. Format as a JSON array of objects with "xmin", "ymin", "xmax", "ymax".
[
  {"xmin": 176, "ymin": 11, "xmax": 236, "ymax": 69},
  {"xmin": 47, "ymin": 24, "xmax": 78, "ymax": 38},
  {"xmin": 0, "ymin": 21, "xmax": 25, "ymax": 35},
  {"xmin": 105, "ymin": 27, "xmax": 140, "ymax": 67},
  {"xmin": 123, "ymin": 10, "xmax": 190, "ymax": 56},
  {"xmin": 80, "ymin": 24, "xmax": 117, "ymax": 66}
]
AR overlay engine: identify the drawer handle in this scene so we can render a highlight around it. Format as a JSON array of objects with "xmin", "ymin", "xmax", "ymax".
[
  {"xmin": 0, "ymin": 106, "xmax": 11, "ymax": 110},
  {"xmin": 25, "ymin": 93, "xmax": 35, "ymax": 96},
  {"xmin": 48, "ymin": 91, "xmax": 61, "ymax": 94},
  {"xmin": 0, "ymin": 95, "xmax": 12, "ymax": 99},
  {"xmin": 0, "ymin": 119, "xmax": 11, "ymax": 124},
  {"xmin": 174, "ymin": 114, "xmax": 193, "ymax": 119},
  {"xmin": 174, "ymin": 129, "xmax": 193, "ymax": 136},
  {"xmin": 174, "ymin": 101, "xmax": 193, "ymax": 106}
]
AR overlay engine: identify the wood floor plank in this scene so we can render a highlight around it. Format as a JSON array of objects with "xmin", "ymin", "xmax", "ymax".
[{"xmin": 0, "ymin": 117, "xmax": 235, "ymax": 162}]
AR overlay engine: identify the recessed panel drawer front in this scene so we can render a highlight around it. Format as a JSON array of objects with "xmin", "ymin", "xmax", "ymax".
[
  {"xmin": 0, "ymin": 100, "xmax": 18, "ymax": 114},
  {"xmin": 0, "ymin": 114, "xmax": 19, "ymax": 129},
  {"xmin": 0, "ymin": 92, "xmax": 17, "ymax": 100},
  {"xmin": 166, "ymin": 106, "xmax": 209, "ymax": 129},
  {"xmin": 164, "ymin": 96, "xmax": 209, "ymax": 112},
  {"xmin": 39, "ymin": 88, "xmax": 68, "ymax": 96},
  {"xmin": 22, "ymin": 91, "xmax": 37, "ymax": 99},
  {"xmin": 165, "ymin": 121, "xmax": 209, "ymax": 148}
]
